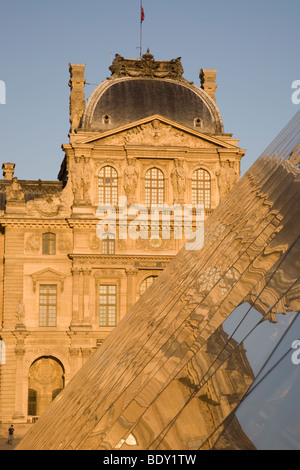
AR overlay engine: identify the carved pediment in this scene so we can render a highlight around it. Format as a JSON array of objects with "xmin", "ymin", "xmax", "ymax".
[
  {"xmin": 30, "ymin": 268, "xmax": 66, "ymax": 292},
  {"xmin": 79, "ymin": 115, "xmax": 234, "ymax": 149}
]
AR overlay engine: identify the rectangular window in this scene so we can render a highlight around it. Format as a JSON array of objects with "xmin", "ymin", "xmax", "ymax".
[
  {"xmin": 39, "ymin": 284, "xmax": 57, "ymax": 327},
  {"xmin": 99, "ymin": 284, "xmax": 117, "ymax": 327},
  {"xmin": 102, "ymin": 237, "xmax": 115, "ymax": 254}
]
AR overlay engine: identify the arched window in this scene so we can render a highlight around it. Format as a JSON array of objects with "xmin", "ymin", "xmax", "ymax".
[
  {"xmin": 145, "ymin": 168, "xmax": 164, "ymax": 207},
  {"xmin": 98, "ymin": 166, "xmax": 118, "ymax": 205},
  {"xmin": 192, "ymin": 168, "xmax": 211, "ymax": 209},
  {"xmin": 140, "ymin": 276, "xmax": 158, "ymax": 296},
  {"xmin": 42, "ymin": 232, "xmax": 56, "ymax": 255},
  {"xmin": 102, "ymin": 233, "xmax": 115, "ymax": 254}
]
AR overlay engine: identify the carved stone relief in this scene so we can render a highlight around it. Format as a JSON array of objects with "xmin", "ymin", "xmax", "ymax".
[
  {"xmin": 57, "ymin": 234, "xmax": 73, "ymax": 252},
  {"xmin": 216, "ymin": 160, "xmax": 239, "ymax": 201},
  {"xmin": 25, "ymin": 233, "xmax": 40, "ymax": 252},
  {"xmin": 98, "ymin": 120, "xmax": 217, "ymax": 148}
]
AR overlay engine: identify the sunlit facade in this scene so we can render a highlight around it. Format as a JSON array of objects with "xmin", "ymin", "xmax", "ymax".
[
  {"xmin": 0, "ymin": 53, "xmax": 245, "ymax": 437},
  {"xmin": 16, "ymin": 110, "xmax": 300, "ymax": 450}
]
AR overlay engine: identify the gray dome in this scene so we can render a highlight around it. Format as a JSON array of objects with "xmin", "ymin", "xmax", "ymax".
[{"xmin": 81, "ymin": 77, "xmax": 223, "ymax": 134}]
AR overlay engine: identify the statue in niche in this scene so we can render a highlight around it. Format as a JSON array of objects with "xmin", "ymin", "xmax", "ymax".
[
  {"xmin": 6, "ymin": 177, "xmax": 24, "ymax": 202},
  {"xmin": 227, "ymin": 161, "xmax": 239, "ymax": 192},
  {"xmin": 82, "ymin": 157, "xmax": 92, "ymax": 204},
  {"xmin": 71, "ymin": 156, "xmax": 92, "ymax": 205},
  {"xmin": 216, "ymin": 160, "xmax": 230, "ymax": 201},
  {"xmin": 123, "ymin": 157, "xmax": 139, "ymax": 205},
  {"xmin": 171, "ymin": 159, "xmax": 186, "ymax": 204},
  {"xmin": 16, "ymin": 299, "xmax": 25, "ymax": 325},
  {"xmin": 216, "ymin": 160, "xmax": 239, "ymax": 201}
]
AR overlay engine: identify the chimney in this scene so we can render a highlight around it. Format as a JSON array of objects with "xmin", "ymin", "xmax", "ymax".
[
  {"xmin": 68, "ymin": 63, "xmax": 86, "ymax": 134},
  {"xmin": 200, "ymin": 69, "xmax": 218, "ymax": 102},
  {"xmin": 2, "ymin": 162, "xmax": 15, "ymax": 181}
]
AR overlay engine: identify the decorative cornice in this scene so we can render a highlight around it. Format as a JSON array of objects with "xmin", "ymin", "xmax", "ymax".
[
  {"xmin": 0, "ymin": 218, "xmax": 70, "ymax": 228},
  {"xmin": 69, "ymin": 254, "xmax": 174, "ymax": 263}
]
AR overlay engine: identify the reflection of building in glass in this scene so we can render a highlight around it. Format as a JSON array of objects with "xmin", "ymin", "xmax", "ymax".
[{"xmin": 16, "ymin": 109, "xmax": 300, "ymax": 450}]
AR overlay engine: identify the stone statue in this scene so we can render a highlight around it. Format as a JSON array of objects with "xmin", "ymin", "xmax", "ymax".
[
  {"xmin": 6, "ymin": 177, "xmax": 25, "ymax": 202},
  {"xmin": 171, "ymin": 159, "xmax": 186, "ymax": 204},
  {"xmin": 16, "ymin": 299, "xmax": 25, "ymax": 325},
  {"xmin": 227, "ymin": 161, "xmax": 239, "ymax": 192},
  {"xmin": 71, "ymin": 156, "xmax": 92, "ymax": 205},
  {"xmin": 123, "ymin": 157, "xmax": 139, "ymax": 204},
  {"xmin": 82, "ymin": 157, "xmax": 92, "ymax": 204},
  {"xmin": 216, "ymin": 160, "xmax": 239, "ymax": 201},
  {"xmin": 216, "ymin": 160, "xmax": 231, "ymax": 201}
]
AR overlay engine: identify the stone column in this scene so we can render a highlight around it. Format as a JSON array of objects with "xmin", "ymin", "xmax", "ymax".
[
  {"xmin": 125, "ymin": 268, "xmax": 139, "ymax": 311},
  {"xmin": 82, "ymin": 268, "xmax": 92, "ymax": 326},
  {"xmin": 13, "ymin": 339, "xmax": 26, "ymax": 419},
  {"xmin": 71, "ymin": 268, "xmax": 80, "ymax": 326},
  {"xmin": 68, "ymin": 63, "xmax": 86, "ymax": 133}
]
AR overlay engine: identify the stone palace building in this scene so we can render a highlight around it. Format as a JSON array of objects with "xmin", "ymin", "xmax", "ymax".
[{"xmin": 0, "ymin": 51, "xmax": 245, "ymax": 434}]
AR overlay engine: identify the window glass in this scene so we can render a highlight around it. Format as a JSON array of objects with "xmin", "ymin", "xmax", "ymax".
[
  {"xmin": 39, "ymin": 284, "xmax": 57, "ymax": 327},
  {"xmin": 42, "ymin": 233, "xmax": 56, "ymax": 255},
  {"xmin": 99, "ymin": 166, "xmax": 118, "ymax": 205},
  {"xmin": 145, "ymin": 168, "xmax": 164, "ymax": 207},
  {"xmin": 192, "ymin": 169, "xmax": 211, "ymax": 209},
  {"xmin": 99, "ymin": 285, "xmax": 117, "ymax": 326},
  {"xmin": 140, "ymin": 276, "xmax": 158, "ymax": 296}
]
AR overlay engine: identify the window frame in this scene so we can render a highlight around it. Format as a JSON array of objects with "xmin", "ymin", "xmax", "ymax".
[
  {"xmin": 39, "ymin": 284, "xmax": 57, "ymax": 327},
  {"xmin": 102, "ymin": 233, "xmax": 116, "ymax": 255},
  {"xmin": 99, "ymin": 284, "xmax": 117, "ymax": 327},
  {"xmin": 145, "ymin": 167, "xmax": 165, "ymax": 207},
  {"xmin": 42, "ymin": 232, "xmax": 56, "ymax": 255},
  {"xmin": 139, "ymin": 275, "xmax": 159, "ymax": 296},
  {"xmin": 191, "ymin": 168, "xmax": 211, "ymax": 209},
  {"xmin": 98, "ymin": 166, "xmax": 118, "ymax": 206}
]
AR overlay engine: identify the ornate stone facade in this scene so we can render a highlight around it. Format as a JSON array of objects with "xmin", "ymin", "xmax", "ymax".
[{"xmin": 0, "ymin": 53, "xmax": 245, "ymax": 436}]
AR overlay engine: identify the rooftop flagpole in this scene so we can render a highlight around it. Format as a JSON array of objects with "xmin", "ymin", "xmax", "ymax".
[{"xmin": 140, "ymin": 1, "xmax": 145, "ymax": 58}]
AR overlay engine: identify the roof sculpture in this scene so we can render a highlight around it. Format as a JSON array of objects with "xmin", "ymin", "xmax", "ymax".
[{"xmin": 17, "ymin": 110, "xmax": 300, "ymax": 450}]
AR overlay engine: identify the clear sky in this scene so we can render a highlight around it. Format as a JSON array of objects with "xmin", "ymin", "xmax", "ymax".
[{"xmin": 0, "ymin": 0, "xmax": 299, "ymax": 180}]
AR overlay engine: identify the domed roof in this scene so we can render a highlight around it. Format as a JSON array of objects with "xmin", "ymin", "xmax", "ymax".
[{"xmin": 81, "ymin": 52, "xmax": 224, "ymax": 135}]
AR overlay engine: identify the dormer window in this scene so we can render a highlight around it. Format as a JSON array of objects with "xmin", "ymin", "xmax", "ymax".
[
  {"xmin": 102, "ymin": 114, "xmax": 111, "ymax": 125},
  {"xmin": 194, "ymin": 117, "xmax": 203, "ymax": 129}
]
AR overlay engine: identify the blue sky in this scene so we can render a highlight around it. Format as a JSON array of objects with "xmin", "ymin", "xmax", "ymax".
[{"xmin": 0, "ymin": 0, "xmax": 299, "ymax": 180}]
